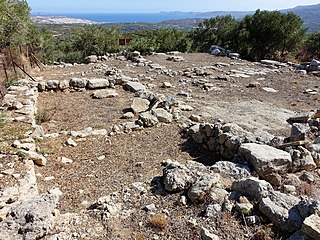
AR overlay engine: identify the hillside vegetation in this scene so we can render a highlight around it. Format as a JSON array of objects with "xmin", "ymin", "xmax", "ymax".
[{"xmin": 1, "ymin": 1, "xmax": 320, "ymax": 74}]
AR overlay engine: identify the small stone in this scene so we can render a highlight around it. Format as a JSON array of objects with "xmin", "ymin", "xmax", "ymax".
[
  {"xmin": 92, "ymin": 89, "xmax": 118, "ymax": 99},
  {"xmin": 12, "ymin": 140, "xmax": 21, "ymax": 148},
  {"xmin": 262, "ymin": 87, "xmax": 278, "ymax": 93},
  {"xmin": 131, "ymin": 98, "xmax": 150, "ymax": 113},
  {"xmin": 122, "ymin": 112, "xmax": 134, "ymax": 119},
  {"xmin": 11, "ymin": 101, "xmax": 23, "ymax": 110},
  {"xmin": 190, "ymin": 115, "xmax": 202, "ymax": 122},
  {"xmin": 44, "ymin": 176, "xmax": 55, "ymax": 181},
  {"xmin": 200, "ymin": 227, "xmax": 220, "ymax": 240},
  {"xmin": 152, "ymin": 108, "xmax": 173, "ymax": 123},
  {"xmin": 300, "ymin": 172, "xmax": 315, "ymax": 183},
  {"xmin": 66, "ymin": 138, "xmax": 77, "ymax": 147},
  {"xmin": 284, "ymin": 185, "xmax": 297, "ymax": 194},
  {"xmin": 204, "ymin": 204, "xmax": 222, "ymax": 218},
  {"xmin": 124, "ymin": 82, "xmax": 146, "ymax": 93},
  {"xmin": 162, "ymin": 82, "xmax": 173, "ymax": 88},
  {"xmin": 98, "ymin": 155, "xmax": 106, "ymax": 161},
  {"xmin": 143, "ymin": 203, "xmax": 156, "ymax": 212},
  {"xmin": 180, "ymin": 196, "xmax": 187, "ymax": 205},
  {"xmin": 59, "ymin": 157, "xmax": 73, "ymax": 164},
  {"xmin": 1, "ymin": 169, "xmax": 14, "ymax": 175}
]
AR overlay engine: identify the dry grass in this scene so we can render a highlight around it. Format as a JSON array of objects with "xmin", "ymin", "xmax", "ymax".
[
  {"xmin": 251, "ymin": 224, "xmax": 274, "ymax": 240},
  {"xmin": 35, "ymin": 109, "xmax": 51, "ymax": 124},
  {"xmin": 296, "ymin": 182, "xmax": 316, "ymax": 197},
  {"xmin": 148, "ymin": 214, "xmax": 169, "ymax": 230}
]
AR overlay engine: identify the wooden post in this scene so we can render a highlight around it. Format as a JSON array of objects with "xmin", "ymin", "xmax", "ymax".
[
  {"xmin": 19, "ymin": 45, "xmax": 25, "ymax": 70},
  {"xmin": 8, "ymin": 48, "xmax": 17, "ymax": 77},
  {"xmin": 2, "ymin": 62, "xmax": 8, "ymax": 82},
  {"xmin": 30, "ymin": 53, "xmax": 45, "ymax": 69}
]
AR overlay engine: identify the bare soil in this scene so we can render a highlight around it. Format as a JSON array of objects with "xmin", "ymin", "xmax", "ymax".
[{"xmin": 3, "ymin": 53, "xmax": 320, "ymax": 239}]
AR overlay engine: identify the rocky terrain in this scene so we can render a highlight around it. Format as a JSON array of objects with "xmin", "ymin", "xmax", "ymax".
[{"xmin": 1, "ymin": 52, "xmax": 320, "ymax": 240}]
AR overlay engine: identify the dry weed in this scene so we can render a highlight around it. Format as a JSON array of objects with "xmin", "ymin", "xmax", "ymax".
[{"xmin": 149, "ymin": 214, "xmax": 169, "ymax": 230}]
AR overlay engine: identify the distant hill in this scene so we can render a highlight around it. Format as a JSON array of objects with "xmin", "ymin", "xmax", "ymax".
[
  {"xmin": 282, "ymin": 3, "xmax": 320, "ymax": 32},
  {"xmin": 162, "ymin": 3, "xmax": 320, "ymax": 32}
]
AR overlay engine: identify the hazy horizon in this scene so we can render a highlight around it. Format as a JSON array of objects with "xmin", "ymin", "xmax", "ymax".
[{"xmin": 28, "ymin": 0, "xmax": 320, "ymax": 13}]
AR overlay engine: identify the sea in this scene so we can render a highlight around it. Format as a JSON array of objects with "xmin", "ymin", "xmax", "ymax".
[{"xmin": 31, "ymin": 12, "xmax": 202, "ymax": 23}]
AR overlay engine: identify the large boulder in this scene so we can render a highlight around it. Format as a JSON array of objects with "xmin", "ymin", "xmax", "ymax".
[
  {"xmin": 238, "ymin": 143, "xmax": 292, "ymax": 178},
  {"xmin": 259, "ymin": 191, "xmax": 302, "ymax": 232},
  {"xmin": 0, "ymin": 194, "xmax": 59, "ymax": 240},
  {"xmin": 163, "ymin": 162, "xmax": 193, "ymax": 192},
  {"xmin": 231, "ymin": 177, "xmax": 273, "ymax": 200},
  {"xmin": 210, "ymin": 161, "xmax": 251, "ymax": 181}
]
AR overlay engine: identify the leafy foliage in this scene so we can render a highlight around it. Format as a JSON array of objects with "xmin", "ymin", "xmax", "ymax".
[
  {"xmin": 304, "ymin": 32, "xmax": 320, "ymax": 59},
  {"xmin": 72, "ymin": 25, "xmax": 121, "ymax": 58},
  {"xmin": 236, "ymin": 10, "xmax": 305, "ymax": 60},
  {"xmin": 128, "ymin": 29, "xmax": 191, "ymax": 55},
  {"xmin": 0, "ymin": 0, "xmax": 31, "ymax": 48},
  {"xmin": 189, "ymin": 15, "xmax": 237, "ymax": 52}
]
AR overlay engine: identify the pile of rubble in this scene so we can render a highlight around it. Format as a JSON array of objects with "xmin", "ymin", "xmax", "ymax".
[{"xmin": 153, "ymin": 111, "xmax": 320, "ymax": 239}]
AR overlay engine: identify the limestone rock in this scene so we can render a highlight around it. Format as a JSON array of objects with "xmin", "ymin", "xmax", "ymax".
[
  {"xmin": 124, "ymin": 81, "xmax": 146, "ymax": 93},
  {"xmin": 231, "ymin": 177, "xmax": 273, "ymax": 200},
  {"xmin": 139, "ymin": 112, "xmax": 158, "ymax": 127},
  {"xmin": 238, "ymin": 143, "xmax": 292, "ymax": 178},
  {"xmin": 210, "ymin": 161, "xmax": 251, "ymax": 181},
  {"xmin": 162, "ymin": 82, "xmax": 173, "ymax": 88},
  {"xmin": 200, "ymin": 227, "xmax": 220, "ymax": 240},
  {"xmin": 58, "ymin": 80, "xmax": 70, "ymax": 90},
  {"xmin": 59, "ymin": 157, "xmax": 73, "ymax": 164},
  {"xmin": 259, "ymin": 191, "xmax": 302, "ymax": 232},
  {"xmin": 21, "ymin": 150, "xmax": 47, "ymax": 166},
  {"xmin": 302, "ymin": 214, "xmax": 320, "ymax": 240},
  {"xmin": 92, "ymin": 89, "xmax": 118, "ymax": 99},
  {"xmin": 291, "ymin": 146, "xmax": 317, "ymax": 172},
  {"xmin": 85, "ymin": 55, "xmax": 98, "ymax": 63},
  {"xmin": 152, "ymin": 108, "xmax": 173, "ymax": 123},
  {"xmin": 130, "ymin": 98, "xmax": 150, "ymax": 113},
  {"xmin": 46, "ymin": 80, "xmax": 60, "ymax": 90},
  {"xmin": 87, "ymin": 78, "xmax": 109, "ymax": 89},
  {"xmin": 11, "ymin": 101, "xmax": 23, "ymax": 110},
  {"xmin": 187, "ymin": 174, "xmax": 220, "ymax": 202},
  {"xmin": 66, "ymin": 138, "xmax": 77, "ymax": 147},
  {"xmin": 0, "ymin": 194, "xmax": 59, "ymax": 240},
  {"xmin": 163, "ymin": 161, "xmax": 193, "ymax": 192},
  {"xmin": 69, "ymin": 78, "xmax": 88, "ymax": 89}
]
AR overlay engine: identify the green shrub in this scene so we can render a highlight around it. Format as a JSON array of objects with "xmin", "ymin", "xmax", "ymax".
[{"xmin": 35, "ymin": 109, "xmax": 51, "ymax": 124}]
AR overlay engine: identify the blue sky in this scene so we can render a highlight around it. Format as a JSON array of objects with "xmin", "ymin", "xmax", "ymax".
[{"xmin": 27, "ymin": 0, "xmax": 320, "ymax": 13}]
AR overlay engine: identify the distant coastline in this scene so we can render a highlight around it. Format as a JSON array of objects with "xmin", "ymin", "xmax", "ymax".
[{"xmin": 30, "ymin": 12, "xmax": 203, "ymax": 23}]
